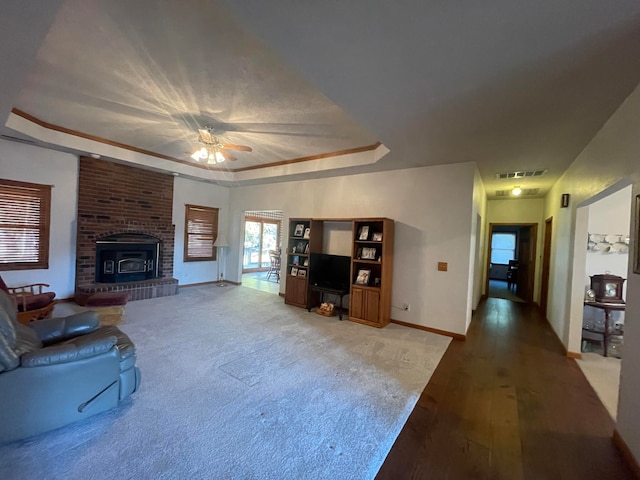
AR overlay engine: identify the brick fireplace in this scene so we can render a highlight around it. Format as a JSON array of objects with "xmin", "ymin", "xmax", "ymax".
[{"xmin": 75, "ymin": 157, "xmax": 178, "ymax": 300}]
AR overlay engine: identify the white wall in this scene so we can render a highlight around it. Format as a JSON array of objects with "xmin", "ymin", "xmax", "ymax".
[
  {"xmin": 321, "ymin": 221, "xmax": 352, "ymax": 256},
  {"xmin": 228, "ymin": 162, "xmax": 478, "ymax": 336},
  {"xmin": 172, "ymin": 176, "xmax": 231, "ymax": 286},
  {"xmin": 585, "ymin": 186, "xmax": 632, "ymax": 286},
  {"xmin": 0, "ymin": 139, "xmax": 78, "ymax": 298},
  {"xmin": 543, "ymin": 81, "xmax": 640, "ymax": 462},
  {"xmin": 485, "ymin": 198, "xmax": 545, "ymax": 302}
]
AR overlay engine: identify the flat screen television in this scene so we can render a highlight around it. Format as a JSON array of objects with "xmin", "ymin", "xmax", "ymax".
[{"xmin": 309, "ymin": 253, "xmax": 351, "ymax": 291}]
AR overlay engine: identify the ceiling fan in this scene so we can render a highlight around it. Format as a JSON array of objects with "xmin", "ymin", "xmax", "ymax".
[{"xmin": 190, "ymin": 126, "xmax": 252, "ymax": 164}]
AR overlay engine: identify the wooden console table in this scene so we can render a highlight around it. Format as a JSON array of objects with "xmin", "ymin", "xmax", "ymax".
[
  {"xmin": 583, "ymin": 301, "xmax": 625, "ymax": 357},
  {"xmin": 308, "ymin": 285, "xmax": 348, "ymax": 320}
]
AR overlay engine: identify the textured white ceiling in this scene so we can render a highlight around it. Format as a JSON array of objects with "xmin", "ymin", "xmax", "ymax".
[{"xmin": 2, "ymin": 0, "xmax": 640, "ymax": 194}]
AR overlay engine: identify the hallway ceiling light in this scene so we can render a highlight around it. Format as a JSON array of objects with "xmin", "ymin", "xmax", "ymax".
[{"xmin": 512, "ymin": 186, "xmax": 522, "ymax": 196}]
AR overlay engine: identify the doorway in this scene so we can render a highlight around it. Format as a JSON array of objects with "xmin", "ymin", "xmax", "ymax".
[
  {"xmin": 241, "ymin": 210, "xmax": 283, "ymax": 294},
  {"xmin": 540, "ymin": 217, "xmax": 553, "ymax": 318},
  {"xmin": 243, "ymin": 218, "xmax": 280, "ymax": 272},
  {"xmin": 486, "ymin": 223, "xmax": 538, "ymax": 303}
]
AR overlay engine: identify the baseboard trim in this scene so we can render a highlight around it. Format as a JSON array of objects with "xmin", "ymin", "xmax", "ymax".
[
  {"xmin": 181, "ymin": 280, "xmax": 241, "ymax": 288},
  {"xmin": 540, "ymin": 308, "xmax": 577, "ymax": 358},
  {"xmin": 390, "ymin": 319, "xmax": 465, "ymax": 341},
  {"xmin": 613, "ymin": 429, "xmax": 640, "ymax": 477}
]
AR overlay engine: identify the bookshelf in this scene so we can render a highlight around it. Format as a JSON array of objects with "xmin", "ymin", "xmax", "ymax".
[{"xmin": 350, "ymin": 218, "xmax": 394, "ymax": 327}]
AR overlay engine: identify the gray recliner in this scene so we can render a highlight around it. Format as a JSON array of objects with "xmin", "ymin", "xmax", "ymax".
[{"xmin": 0, "ymin": 289, "xmax": 141, "ymax": 443}]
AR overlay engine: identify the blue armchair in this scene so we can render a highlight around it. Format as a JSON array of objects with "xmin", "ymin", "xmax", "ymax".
[{"xmin": 0, "ymin": 289, "xmax": 141, "ymax": 443}]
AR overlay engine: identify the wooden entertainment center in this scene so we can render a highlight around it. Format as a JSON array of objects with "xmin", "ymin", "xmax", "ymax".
[{"xmin": 284, "ymin": 217, "xmax": 394, "ymax": 328}]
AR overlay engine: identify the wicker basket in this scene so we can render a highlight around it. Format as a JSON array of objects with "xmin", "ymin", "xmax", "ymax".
[{"xmin": 316, "ymin": 306, "xmax": 336, "ymax": 317}]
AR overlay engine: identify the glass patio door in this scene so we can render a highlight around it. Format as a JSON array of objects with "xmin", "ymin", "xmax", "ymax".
[{"xmin": 243, "ymin": 219, "xmax": 279, "ymax": 271}]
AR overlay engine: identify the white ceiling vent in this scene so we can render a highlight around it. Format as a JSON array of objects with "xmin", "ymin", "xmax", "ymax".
[
  {"xmin": 495, "ymin": 188, "xmax": 540, "ymax": 197},
  {"xmin": 495, "ymin": 169, "xmax": 548, "ymax": 179}
]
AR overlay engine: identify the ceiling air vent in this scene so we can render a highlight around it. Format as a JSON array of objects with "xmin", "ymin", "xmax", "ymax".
[
  {"xmin": 495, "ymin": 188, "xmax": 540, "ymax": 197},
  {"xmin": 495, "ymin": 169, "xmax": 548, "ymax": 180}
]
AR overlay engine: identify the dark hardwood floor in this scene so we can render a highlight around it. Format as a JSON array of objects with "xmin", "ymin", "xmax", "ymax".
[{"xmin": 377, "ymin": 297, "xmax": 635, "ymax": 480}]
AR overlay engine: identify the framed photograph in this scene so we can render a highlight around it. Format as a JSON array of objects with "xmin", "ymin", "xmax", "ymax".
[
  {"xmin": 303, "ymin": 258, "xmax": 309, "ymax": 267},
  {"xmin": 303, "ymin": 227, "xmax": 311, "ymax": 239},
  {"xmin": 292, "ymin": 255, "xmax": 300, "ymax": 265},
  {"xmin": 358, "ymin": 225, "xmax": 370, "ymax": 241},
  {"xmin": 355, "ymin": 269, "xmax": 371, "ymax": 285},
  {"xmin": 304, "ymin": 243, "xmax": 309, "ymax": 254},
  {"xmin": 293, "ymin": 224, "xmax": 305, "ymax": 237},
  {"xmin": 298, "ymin": 268, "xmax": 307, "ymax": 278},
  {"xmin": 635, "ymin": 194, "xmax": 640, "ymax": 274},
  {"xmin": 290, "ymin": 266, "xmax": 298, "ymax": 276},
  {"xmin": 361, "ymin": 247, "xmax": 376, "ymax": 260},
  {"xmin": 372, "ymin": 232, "xmax": 383, "ymax": 242}
]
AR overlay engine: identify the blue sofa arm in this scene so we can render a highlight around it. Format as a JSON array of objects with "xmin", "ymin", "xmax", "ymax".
[{"xmin": 30, "ymin": 311, "xmax": 100, "ymax": 346}]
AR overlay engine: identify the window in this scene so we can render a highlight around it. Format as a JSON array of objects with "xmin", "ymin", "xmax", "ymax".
[
  {"xmin": 491, "ymin": 233, "xmax": 516, "ymax": 264},
  {"xmin": 184, "ymin": 204, "xmax": 219, "ymax": 262},
  {"xmin": 0, "ymin": 179, "xmax": 51, "ymax": 270}
]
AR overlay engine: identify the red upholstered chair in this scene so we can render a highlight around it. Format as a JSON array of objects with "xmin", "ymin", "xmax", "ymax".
[{"xmin": 0, "ymin": 275, "xmax": 56, "ymax": 324}]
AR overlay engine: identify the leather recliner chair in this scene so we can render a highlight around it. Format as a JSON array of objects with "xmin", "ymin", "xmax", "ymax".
[{"xmin": 0, "ymin": 289, "xmax": 141, "ymax": 443}]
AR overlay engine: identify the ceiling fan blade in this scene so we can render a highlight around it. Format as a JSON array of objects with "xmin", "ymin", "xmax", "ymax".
[
  {"xmin": 198, "ymin": 128, "xmax": 213, "ymax": 143},
  {"xmin": 222, "ymin": 143, "xmax": 252, "ymax": 152},
  {"xmin": 219, "ymin": 149, "xmax": 237, "ymax": 161}
]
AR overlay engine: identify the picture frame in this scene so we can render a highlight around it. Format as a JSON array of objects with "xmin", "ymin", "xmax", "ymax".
[
  {"xmin": 635, "ymin": 194, "xmax": 640, "ymax": 274},
  {"xmin": 304, "ymin": 243, "xmax": 309, "ymax": 254},
  {"xmin": 290, "ymin": 266, "xmax": 298, "ymax": 276},
  {"xmin": 372, "ymin": 232, "xmax": 383, "ymax": 242},
  {"xmin": 303, "ymin": 258, "xmax": 309, "ymax": 267},
  {"xmin": 355, "ymin": 269, "xmax": 371, "ymax": 285},
  {"xmin": 303, "ymin": 227, "xmax": 311, "ymax": 239},
  {"xmin": 293, "ymin": 224, "xmax": 305, "ymax": 237},
  {"xmin": 358, "ymin": 225, "xmax": 370, "ymax": 241},
  {"xmin": 298, "ymin": 268, "xmax": 307, "ymax": 278},
  {"xmin": 361, "ymin": 247, "xmax": 376, "ymax": 260}
]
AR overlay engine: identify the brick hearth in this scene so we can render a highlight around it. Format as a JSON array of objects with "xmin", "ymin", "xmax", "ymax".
[
  {"xmin": 76, "ymin": 157, "xmax": 178, "ymax": 299},
  {"xmin": 76, "ymin": 277, "xmax": 179, "ymax": 301}
]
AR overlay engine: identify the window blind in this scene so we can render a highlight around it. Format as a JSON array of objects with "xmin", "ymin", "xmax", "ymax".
[
  {"xmin": 0, "ymin": 179, "xmax": 51, "ymax": 270},
  {"xmin": 184, "ymin": 204, "xmax": 219, "ymax": 262}
]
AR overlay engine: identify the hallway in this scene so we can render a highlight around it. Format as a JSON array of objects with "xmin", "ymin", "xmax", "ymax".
[{"xmin": 377, "ymin": 297, "xmax": 634, "ymax": 479}]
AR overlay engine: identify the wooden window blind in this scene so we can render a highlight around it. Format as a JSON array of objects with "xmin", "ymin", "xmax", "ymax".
[
  {"xmin": 0, "ymin": 179, "xmax": 51, "ymax": 270},
  {"xmin": 184, "ymin": 204, "xmax": 219, "ymax": 262}
]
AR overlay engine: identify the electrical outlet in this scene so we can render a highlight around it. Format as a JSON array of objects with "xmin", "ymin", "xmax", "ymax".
[{"xmin": 437, "ymin": 262, "xmax": 448, "ymax": 272}]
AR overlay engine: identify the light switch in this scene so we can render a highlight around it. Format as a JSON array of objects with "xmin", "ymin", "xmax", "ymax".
[{"xmin": 437, "ymin": 262, "xmax": 448, "ymax": 272}]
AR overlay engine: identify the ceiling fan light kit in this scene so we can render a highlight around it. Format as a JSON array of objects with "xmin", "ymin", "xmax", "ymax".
[
  {"xmin": 190, "ymin": 126, "xmax": 252, "ymax": 164},
  {"xmin": 191, "ymin": 146, "xmax": 225, "ymax": 164}
]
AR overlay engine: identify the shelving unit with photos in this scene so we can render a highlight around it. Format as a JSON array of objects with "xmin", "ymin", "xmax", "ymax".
[
  {"xmin": 284, "ymin": 218, "xmax": 323, "ymax": 308},
  {"xmin": 350, "ymin": 218, "xmax": 394, "ymax": 327}
]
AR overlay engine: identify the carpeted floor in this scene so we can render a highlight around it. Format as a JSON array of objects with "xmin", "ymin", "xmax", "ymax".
[{"xmin": 0, "ymin": 285, "xmax": 450, "ymax": 480}]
